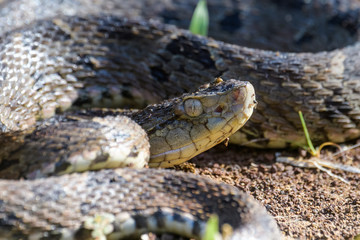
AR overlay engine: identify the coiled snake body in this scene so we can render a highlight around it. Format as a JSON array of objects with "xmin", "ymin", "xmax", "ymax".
[{"xmin": 1, "ymin": 0, "xmax": 360, "ymax": 239}]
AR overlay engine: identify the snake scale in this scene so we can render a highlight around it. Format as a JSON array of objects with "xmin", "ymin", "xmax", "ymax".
[{"xmin": 1, "ymin": 0, "xmax": 360, "ymax": 239}]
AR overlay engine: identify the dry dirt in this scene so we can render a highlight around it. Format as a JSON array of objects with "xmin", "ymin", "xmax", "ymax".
[{"xmin": 173, "ymin": 140, "xmax": 360, "ymax": 240}]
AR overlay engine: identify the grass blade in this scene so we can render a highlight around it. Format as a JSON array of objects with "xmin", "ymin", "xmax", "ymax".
[
  {"xmin": 189, "ymin": 0, "xmax": 209, "ymax": 36},
  {"xmin": 298, "ymin": 111, "xmax": 317, "ymax": 155}
]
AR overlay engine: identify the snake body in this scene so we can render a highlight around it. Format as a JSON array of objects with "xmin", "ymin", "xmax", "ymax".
[
  {"xmin": 1, "ymin": 0, "xmax": 360, "ymax": 239},
  {"xmin": 1, "ymin": 0, "xmax": 360, "ymax": 148},
  {"xmin": 0, "ymin": 169, "xmax": 280, "ymax": 240}
]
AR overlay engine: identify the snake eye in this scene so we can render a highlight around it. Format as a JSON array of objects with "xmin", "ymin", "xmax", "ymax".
[{"xmin": 184, "ymin": 99, "xmax": 203, "ymax": 117}]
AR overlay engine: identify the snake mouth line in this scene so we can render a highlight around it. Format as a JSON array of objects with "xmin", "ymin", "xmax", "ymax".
[{"xmin": 149, "ymin": 81, "xmax": 256, "ymax": 168}]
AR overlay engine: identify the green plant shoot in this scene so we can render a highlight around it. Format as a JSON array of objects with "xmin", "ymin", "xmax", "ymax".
[
  {"xmin": 203, "ymin": 214, "xmax": 219, "ymax": 240},
  {"xmin": 299, "ymin": 111, "xmax": 343, "ymax": 157},
  {"xmin": 298, "ymin": 111, "xmax": 317, "ymax": 155},
  {"xmin": 189, "ymin": 0, "xmax": 209, "ymax": 36}
]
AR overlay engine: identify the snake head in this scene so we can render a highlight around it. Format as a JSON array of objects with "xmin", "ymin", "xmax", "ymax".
[{"xmin": 149, "ymin": 78, "xmax": 256, "ymax": 168}]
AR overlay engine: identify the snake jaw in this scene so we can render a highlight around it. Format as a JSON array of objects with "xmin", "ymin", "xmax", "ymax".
[{"xmin": 149, "ymin": 79, "xmax": 256, "ymax": 168}]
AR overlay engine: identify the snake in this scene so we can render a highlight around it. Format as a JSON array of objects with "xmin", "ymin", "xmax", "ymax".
[{"xmin": 1, "ymin": 0, "xmax": 360, "ymax": 239}]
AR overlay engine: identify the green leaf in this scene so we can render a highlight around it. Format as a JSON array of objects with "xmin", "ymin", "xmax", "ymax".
[
  {"xmin": 189, "ymin": 0, "xmax": 209, "ymax": 36},
  {"xmin": 203, "ymin": 214, "xmax": 219, "ymax": 240}
]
